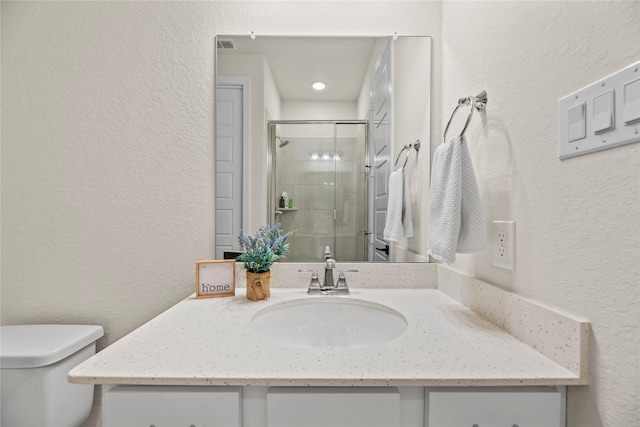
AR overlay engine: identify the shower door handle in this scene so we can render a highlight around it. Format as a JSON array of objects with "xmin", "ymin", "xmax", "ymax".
[
  {"xmin": 274, "ymin": 210, "xmax": 282, "ymax": 216},
  {"xmin": 375, "ymin": 244, "xmax": 390, "ymax": 255}
]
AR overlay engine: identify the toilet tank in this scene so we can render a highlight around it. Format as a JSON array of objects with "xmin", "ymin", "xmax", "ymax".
[{"xmin": 1, "ymin": 324, "xmax": 104, "ymax": 427}]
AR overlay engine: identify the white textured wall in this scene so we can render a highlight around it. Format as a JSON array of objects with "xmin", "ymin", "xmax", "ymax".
[
  {"xmin": 264, "ymin": 57, "xmax": 282, "ymax": 122},
  {"xmin": 1, "ymin": 2, "xmax": 439, "ymax": 425},
  {"xmin": 281, "ymin": 100, "xmax": 357, "ymax": 121},
  {"xmin": 441, "ymin": 2, "xmax": 639, "ymax": 426},
  {"xmin": 2, "ymin": 0, "xmax": 218, "ymax": 336}
]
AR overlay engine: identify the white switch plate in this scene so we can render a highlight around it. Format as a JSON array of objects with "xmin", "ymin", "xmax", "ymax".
[
  {"xmin": 558, "ymin": 60, "xmax": 640, "ymax": 159},
  {"xmin": 492, "ymin": 221, "xmax": 515, "ymax": 271}
]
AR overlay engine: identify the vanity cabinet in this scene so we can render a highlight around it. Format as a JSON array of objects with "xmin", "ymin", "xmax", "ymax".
[
  {"xmin": 426, "ymin": 387, "xmax": 565, "ymax": 427},
  {"xmin": 103, "ymin": 386, "xmax": 242, "ymax": 427},
  {"xmin": 103, "ymin": 386, "xmax": 564, "ymax": 427}
]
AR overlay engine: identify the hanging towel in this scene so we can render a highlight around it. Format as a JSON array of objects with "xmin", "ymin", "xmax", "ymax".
[
  {"xmin": 402, "ymin": 168, "xmax": 414, "ymax": 239},
  {"xmin": 383, "ymin": 169, "xmax": 404, "ymax": 242},
  {"xmin": 384, "ymin": 168, "xmax": 413, "ymax": 242},
  {"xmin": 427, "ymin": 135, "xmax": 485, "ymax": 263}
]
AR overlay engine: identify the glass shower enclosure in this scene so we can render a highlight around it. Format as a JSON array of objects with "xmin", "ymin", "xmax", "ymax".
[{"xmin": 268, "ymin": 121, "xmax": 368, "ymax": 262}]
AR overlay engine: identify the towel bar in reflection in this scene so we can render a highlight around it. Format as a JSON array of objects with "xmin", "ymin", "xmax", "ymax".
[{"xmin": 393, "ymin": 140, "xmax": 421, "ymax": 170}]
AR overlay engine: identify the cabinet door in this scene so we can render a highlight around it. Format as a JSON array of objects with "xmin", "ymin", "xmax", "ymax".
[
  {"xmin": 428, "ymin": 388, "xmax": 563, "ymax": 427},
  {"xmin": 267, "ymin": 387, "xmax": 400, "ymax": 427},
  {"xmin": 103, "ymin": 386, "xmax": 241, "ymax": 427}
]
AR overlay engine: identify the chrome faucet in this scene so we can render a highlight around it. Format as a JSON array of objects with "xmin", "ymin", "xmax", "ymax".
[{"xmin": 300, "ymin": 257, "xmax": 357, "ymax": 295}]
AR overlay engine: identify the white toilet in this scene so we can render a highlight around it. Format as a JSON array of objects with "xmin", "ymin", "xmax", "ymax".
[{"xmin": 1, "ymin": 324, "xmax": 104, "ymax": 427}]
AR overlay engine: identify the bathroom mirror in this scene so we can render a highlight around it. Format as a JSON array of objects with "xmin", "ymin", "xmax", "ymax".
[{"xmin": 215, "ymin": 35, "xmax": 431, "ymax": 263}]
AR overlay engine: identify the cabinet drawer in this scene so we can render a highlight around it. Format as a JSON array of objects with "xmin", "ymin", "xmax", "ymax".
[
  {"xmin": 103, "ymin": 386, "xmax": 241, "ymax": 427},
  {"xmin": 427, "ymin": 387, "xmax": 563, "ymax": 427},
  {"xmin": 267, "ymin": 387, "xmax": 400, "ymax": 427}
]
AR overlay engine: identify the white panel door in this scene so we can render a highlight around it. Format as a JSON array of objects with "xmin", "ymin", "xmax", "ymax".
[
  {"xmin": 369, "ymin": 40, "xmax": 392, "ymax": 262},
  {"xmin": 216, "ymin": 86, "xmax": 243, "ymax": 259}
]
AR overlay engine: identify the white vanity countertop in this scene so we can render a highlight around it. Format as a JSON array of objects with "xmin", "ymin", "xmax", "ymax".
[{"xmin": 69, "ymin": 287, "xmax": 585, "ymax": 387}]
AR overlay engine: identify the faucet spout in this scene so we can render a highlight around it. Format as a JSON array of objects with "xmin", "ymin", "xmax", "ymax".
[{"xmin": 322, "ymin": 258, "xmax": 336, "ymax": 290}]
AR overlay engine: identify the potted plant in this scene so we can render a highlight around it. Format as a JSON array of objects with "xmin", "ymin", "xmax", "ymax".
[{"xmin": 237, "ymin": 224, "xmax": 292, "ymax": 301}]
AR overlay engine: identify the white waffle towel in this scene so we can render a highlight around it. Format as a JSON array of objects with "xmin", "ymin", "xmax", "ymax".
[
  {"xmin": 384, "ymin": 168, "xmax": 413, "ymax": 242},
  {"xmin": 427, "ymin": 135, "xmax": 485, "ymax": 263},
  {"xmin": 402, "ymin": 168, "xmax": 414, "ymax": 239}
]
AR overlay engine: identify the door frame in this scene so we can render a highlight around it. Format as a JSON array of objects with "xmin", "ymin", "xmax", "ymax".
[
  {"xmin": 216, "ymin": 76, "xmax": 250, "ymax": 240},
  {"xmin": 368, "ymin": 39, "xmax": 394, "ymax": 262}
]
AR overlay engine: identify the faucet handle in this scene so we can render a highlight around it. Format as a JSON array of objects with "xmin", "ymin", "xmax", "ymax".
[
  {"xmin": 305, "ymin": 270, "xmax": 321, "ymax": 294},
  {"xmin": 299, "ymin": 270, "xmax": 320, "ymax": 280},
  {"xmin": 334, "ymin": 270, "xmax": 351, "ymax": 295},
  {"xmin": 299, "ymin": 269, "xmax": 319, "ymax": 281}
]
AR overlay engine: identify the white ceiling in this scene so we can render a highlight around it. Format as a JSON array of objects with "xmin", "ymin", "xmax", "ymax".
[{"xmin": 217, "ymin": 36, "xmax": 379, "ymax": 102}]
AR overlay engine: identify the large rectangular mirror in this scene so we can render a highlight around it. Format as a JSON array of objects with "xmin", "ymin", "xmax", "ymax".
[{"xmin": 215, "ymin": 36, "xmax": 431, "ymax": 263}]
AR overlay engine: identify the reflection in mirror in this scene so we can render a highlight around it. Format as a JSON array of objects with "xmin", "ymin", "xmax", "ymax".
[
  {"xmin": 268, "ymin": 120, "xmax": 368, "ymax": 262},
  {"xmin": 215, "ymin": 36, "xmax": 431, "ymax": 263}
]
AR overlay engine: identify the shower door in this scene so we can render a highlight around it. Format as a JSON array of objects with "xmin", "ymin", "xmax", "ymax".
[{"xmin": 268, "ymin": 121, "xmax": 368, "ymax": 262}]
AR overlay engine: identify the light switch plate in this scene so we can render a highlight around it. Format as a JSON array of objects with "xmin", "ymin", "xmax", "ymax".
[
  {"xmin": 492, "ymin": 221, "xmax": 515, "ymax": 271},
  {"xmin": 558, "ymin": 60, "xmax": 640, "ymax": 159}
]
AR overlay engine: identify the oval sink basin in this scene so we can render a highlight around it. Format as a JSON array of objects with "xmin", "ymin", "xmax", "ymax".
[{"xmin": 250, "ymin": 298, "xmax": 407, "ymax": 350}]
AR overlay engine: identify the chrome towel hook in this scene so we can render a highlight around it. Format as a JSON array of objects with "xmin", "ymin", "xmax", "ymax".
[{"xmin": 443, "ymin": 90, "xmax": 488, "ymax": 144}]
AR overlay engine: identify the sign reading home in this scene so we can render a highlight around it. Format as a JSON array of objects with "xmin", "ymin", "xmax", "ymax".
[{"xmin": 196, "ymin": 260, "xmax": 236, "ymax": 298}]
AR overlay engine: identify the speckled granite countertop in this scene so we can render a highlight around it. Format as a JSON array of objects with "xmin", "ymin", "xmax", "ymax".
[{"xmin": 69, "ymin": 284, "xmax": 585, "ymax": 387}]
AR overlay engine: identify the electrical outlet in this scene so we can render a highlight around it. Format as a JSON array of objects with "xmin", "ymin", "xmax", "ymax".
[
  {"xmin": 498, "ymin": 245, "xmax": 506, "ymax": 257},
  {"xmin": 498, "ymin": 232, "xmax": 506, "ymax": 244},
  {"xmin": 492, "ymin": 221, "xmax": 515, "ymax": 270}
]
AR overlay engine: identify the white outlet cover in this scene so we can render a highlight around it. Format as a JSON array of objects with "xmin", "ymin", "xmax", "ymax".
[{"xmin": 492, "ymin": 221, "xmax": 515, "ymax": 270}]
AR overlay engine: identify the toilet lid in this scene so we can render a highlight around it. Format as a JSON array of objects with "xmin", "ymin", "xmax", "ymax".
[{"xmin": 0, "ymin": 324, "xmax": 104, "ymax": 368}]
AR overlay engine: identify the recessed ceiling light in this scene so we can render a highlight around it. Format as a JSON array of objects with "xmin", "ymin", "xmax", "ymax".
[{"xmin": 312, "ymin": 81, "xmax": 326, "ymax": 91}]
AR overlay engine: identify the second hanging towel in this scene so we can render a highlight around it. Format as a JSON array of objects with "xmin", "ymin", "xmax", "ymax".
[{"xmin": 384, "ymin": 167, "xmax": 413, "ymax": 242}]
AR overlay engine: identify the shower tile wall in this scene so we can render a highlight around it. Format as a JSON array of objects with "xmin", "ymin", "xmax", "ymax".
[{"xmin": 276, "ymin": 136, "xmax": 364, "ymax": 262}]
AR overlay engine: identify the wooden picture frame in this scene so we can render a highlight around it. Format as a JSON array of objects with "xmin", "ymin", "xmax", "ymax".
[{"xmin": 195, "ymin": 260, "xmax": 236, "ymax": 298}]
